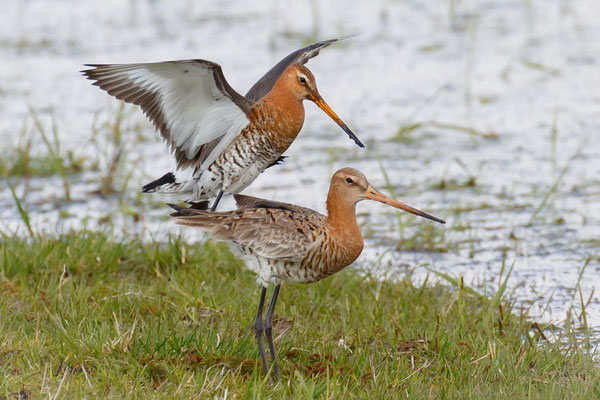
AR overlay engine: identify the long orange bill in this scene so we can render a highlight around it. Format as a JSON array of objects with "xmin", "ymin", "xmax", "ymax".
[
  {"xmin": 365, "ymin": 186, "xmax": 446, "ymax": 224},
  {"xmin": 309, "ymin": 94, "xmax": 364, "ymax": 148}
]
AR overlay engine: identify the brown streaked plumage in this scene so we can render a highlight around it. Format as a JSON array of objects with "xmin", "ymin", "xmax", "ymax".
[
  {"xmin": 169, "ymin": 167, "xmax": 445, "ymax": 381},
  {"xmin": 82, "ymin": 36, "xmax": 362, "ymax": 211}
]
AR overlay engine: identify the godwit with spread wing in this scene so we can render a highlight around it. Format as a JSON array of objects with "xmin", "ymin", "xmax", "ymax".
[
  {"xmin": 169, "ymin": 167, "xmax": 445, "ymax": 381},
  {"xmin": 82, "ymin": 37, "xmax": 362, "ymax": 210}
]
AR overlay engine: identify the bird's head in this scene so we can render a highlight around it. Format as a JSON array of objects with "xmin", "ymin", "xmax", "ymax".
[
  {"xmin": 282, "ymin": 64, "xmax": 363, "ymax": 148},
  {"xmin": 329, "ymin": 167, "xmax": 446, "ymax": 224}
]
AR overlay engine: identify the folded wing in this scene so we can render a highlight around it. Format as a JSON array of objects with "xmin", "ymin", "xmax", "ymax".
[
  {"xmin": 83, "ymin": 60, "xmax": 254, "ymax": 171},
  {"xmin": 233, "ymin": 194, "xmax": 326, "ymax": 224},
  {"xmin": 170, "ymin": 204, "xmax": 323, "ymax": 262}
]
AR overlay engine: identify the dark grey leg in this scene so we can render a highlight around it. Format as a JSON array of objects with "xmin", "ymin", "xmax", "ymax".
[
  {"xmin": 210, "ymin": 190, "xmax": 224, "ymax": 211},
  {"xmin": 264, "ymin": 284, "xmax": 281, "ymax": 381},
  {"xmin": 253, "ymin": 286, "xmax": 270, "ymax": 378}
]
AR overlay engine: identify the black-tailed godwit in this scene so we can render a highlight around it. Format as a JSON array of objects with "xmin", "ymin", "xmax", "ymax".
[
  {"xmin": 82, "ymin": 37, "xmax": 362, "ymax": 210},
  {"xmin": 169, "ymin": 167, "xmax": 445, "ymax": 380}
]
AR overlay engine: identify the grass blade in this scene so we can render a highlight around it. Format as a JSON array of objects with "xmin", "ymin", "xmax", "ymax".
[{"xmin": 8, "ymin": 182, "xmax": 34, "ymax": 237}]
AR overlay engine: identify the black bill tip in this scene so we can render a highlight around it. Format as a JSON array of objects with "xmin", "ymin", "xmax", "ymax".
[{"xmin": 344, "ymin": 126, "xmax": 365, "ymax": 148}]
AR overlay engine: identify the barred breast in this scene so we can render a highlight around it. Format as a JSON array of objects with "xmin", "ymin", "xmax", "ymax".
[
  {"xmin": 273, "ymin": 229, "xmax": 364, "ymax": 284},
  {"xmin": 194, "ymin": 105, "xmax": 300, "ymax": 200}
]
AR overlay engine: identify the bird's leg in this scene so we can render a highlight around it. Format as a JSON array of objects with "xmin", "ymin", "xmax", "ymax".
[
  {"xmin": 263, "ymin": 283, "xmax": 281, "ymax": 381},
  {"xmin": 253, "ymin": 286, "xmax": 270, "ymax": 379},
  {"xmin": 210, "ymin": 190, "xmax": 224, "ymax": 211}
]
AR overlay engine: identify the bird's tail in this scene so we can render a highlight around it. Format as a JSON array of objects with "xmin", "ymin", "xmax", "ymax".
[
  {"xmin": 168, "ymin": 204, "xmax": 224, "ymax": 229},
  {"xmin": 142, "ymin": 172, "xmax": 190, "ymax": 194}
]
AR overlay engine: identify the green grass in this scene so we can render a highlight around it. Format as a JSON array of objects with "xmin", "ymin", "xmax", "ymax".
[
  {"xmin": 0, "ymin": 108, "xmax": 89, "ymax": 203},
  {"xmin": 0, "ymin": 127, "xmax": 84, "ymax": 181},
  {"xmin": 0, "ymin": 147, "xmax": 83, "ymax": 180},
  {"xmin": 0, "ymin": 103, "xmax": 144, "ymax": 200},
  {"xmin": 0, "ymin": 232, "xmax": 598, "ymax": 399}
]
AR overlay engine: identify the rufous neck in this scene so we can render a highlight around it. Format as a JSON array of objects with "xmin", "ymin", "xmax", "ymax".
[
  {"xmin": 262, "ymin": 78, "xmax": 304, "ymax": 112},
  {"xmin": 260, "ymin": 80, "xmax": 305, "ymax": 150},
  {"xmin": 325, "ymin": 190, "xmax": 360, "ymax": 235}
]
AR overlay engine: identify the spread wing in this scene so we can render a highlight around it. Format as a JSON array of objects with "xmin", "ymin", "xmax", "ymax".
[
  {"xmin": 245, "ymin": 34, "xmax": 356, "ymax": 101},
  {"xmin": 169, "ymin": 204, "xmax": 324, "ymax": 262},
  {"xmin": 82, "ymin": 60, "xmax": 255, "ymax": 171}
]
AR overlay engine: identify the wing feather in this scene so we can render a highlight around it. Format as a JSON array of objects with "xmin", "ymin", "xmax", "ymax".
[
  {"xmin": 245, "ymin": 34, "xmax": 356, "ymax": 101},
  {"xmin": 172, "ymin": 207, "xmax": 323, "ymax": 262},
  {"xmin": 233, "ymin": 194, "xmax": 326, "ymax": 224},
  {"xmin": 83, "ymin": 60, "xmax": 255, "ymax": 171}
]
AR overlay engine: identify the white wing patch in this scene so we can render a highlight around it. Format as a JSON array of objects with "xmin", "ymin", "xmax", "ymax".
[
  {"xmin": 128, "ymin": 63, "xmax": 249, "ymax": 166},
  {"xmin": 83, "ymin": 61, "xmax": 251, "ymax": 172},
  {"xmin": 200, "ymin": 111, "xmax": 249, "ymax": 170}
]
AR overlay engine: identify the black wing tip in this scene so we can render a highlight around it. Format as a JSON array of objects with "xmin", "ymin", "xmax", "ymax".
[
  {"xmin": 168, "ymin": 203, "xmax": 198, "ymax": 217},
  {"xmin": 167, "ymin": 203, "xmax": 185, "ymax": 217},
  {"xmin": 312, "ymin": 33, "xmax": 360, "ymax": 48},
  {"xmin": 295, "ymin": 33, "xmax": 360, "ymax": 65},
  {"xmin": 141, "ymin": 172, "xmax": 176, "ymax": 193},
  {"xmin": 327, "ymin": 33, "xmax": 360, "ymax": 43},
  {"xmin": 187, "ymin": 200, "xmax": 210, "ymax": 210},
  {"xmin": 168, "ymin": 203, "xmax": 211, "ymax": 218},
  {"xmin": 81, "ymin": 64, "xmax": 101, "ymax": 74},
  {"xmin": 80, "ymin": 65, "xmax": 106, "ymax": 80}
]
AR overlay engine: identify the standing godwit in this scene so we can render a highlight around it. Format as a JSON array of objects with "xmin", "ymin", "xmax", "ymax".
[
  {"xmin": 169, "ymin": 167, "xmax": 445, "ymax": 381},
  {"xmin": 82, "ymin": 37, "xmax": 362, "ymax": 211}
]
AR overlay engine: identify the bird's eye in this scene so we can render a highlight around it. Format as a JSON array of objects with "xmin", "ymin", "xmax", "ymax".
[
  {"xmin": 298, "ymin": 76, "xmax": 307, "ymax": 84},
  {"xmin": 345, "ymin": 177, "xmax": 353, "ymax": 184}
]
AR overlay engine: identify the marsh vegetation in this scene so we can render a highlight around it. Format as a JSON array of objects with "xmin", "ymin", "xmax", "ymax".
[{"xmin": 1, "ymin": 0, "xmax": 599, "ymax": 397}]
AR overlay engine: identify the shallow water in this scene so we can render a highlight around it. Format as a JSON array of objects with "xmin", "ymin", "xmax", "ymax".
[{"xmin": 1, "ymin": 0, "xmax": 599, "ymax": 330}]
